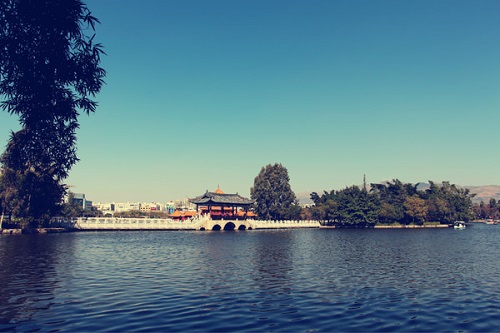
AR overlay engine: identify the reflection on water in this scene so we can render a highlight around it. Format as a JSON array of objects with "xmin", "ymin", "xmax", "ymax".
[
  {"xmin": 0, "ymin": 234, "xmax": 76, "ymax": 328},
  {"xmin": 1, "ymin": 225, "xmax": 499, "ymax": 332},
  {"xmin": 252, "ymin": 231, "xmax": 295, "ymax": 327}
]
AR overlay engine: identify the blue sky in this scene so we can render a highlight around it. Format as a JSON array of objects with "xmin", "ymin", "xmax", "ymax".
[{"xmin": 1, "ymin": 0, "xmax": 499, "ymax": 202}]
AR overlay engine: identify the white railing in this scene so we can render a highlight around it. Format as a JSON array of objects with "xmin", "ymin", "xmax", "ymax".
[
  {"xmin": 69, "ymin": 216, "xmax": 320, "ymax": 230},
  {"xmin": 74, "ymin": 215, "xmax": 208, "ymax": 230}
]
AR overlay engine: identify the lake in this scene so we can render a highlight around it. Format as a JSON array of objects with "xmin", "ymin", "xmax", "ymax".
[{"xmin": 1, "ymin": 224, "xmax": 499, "ymax": 332}]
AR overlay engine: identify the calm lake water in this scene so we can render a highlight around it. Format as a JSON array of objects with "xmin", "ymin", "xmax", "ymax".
[{"xmin": 1, "ymin": 224, "xmax": 499, "ymax": 332}]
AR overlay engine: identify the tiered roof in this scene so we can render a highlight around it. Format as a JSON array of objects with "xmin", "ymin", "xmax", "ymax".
[{"xmin": 189, "ymin": 188, "xmax": 255, "ymax": 206}]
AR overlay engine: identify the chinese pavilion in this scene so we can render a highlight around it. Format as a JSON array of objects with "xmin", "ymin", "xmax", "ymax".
[{"xmin": 189, "ymin": 187, "xmax": 255, "ymax": 220}]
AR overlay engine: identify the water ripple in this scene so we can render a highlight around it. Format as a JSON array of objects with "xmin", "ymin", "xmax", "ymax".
[{"xmin": 1, "ymin": 227, "xmax": 499, "ymax": 332}]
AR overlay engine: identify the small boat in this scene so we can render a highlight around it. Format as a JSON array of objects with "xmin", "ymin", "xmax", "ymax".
[{"xmin": 454, "ymin": 221, "xmax": 466, "ymax": 230}]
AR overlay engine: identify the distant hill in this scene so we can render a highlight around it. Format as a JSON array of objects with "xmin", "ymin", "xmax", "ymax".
[
  {"xmin": 296, "ymin": 184, "xmax": 500, "ymax": 205},
  {"xmin": 467, "ymin": 185, "xmax": 500, "ymax": 204},
  {"xmin": 296, "ymin": 191, "xmax": 314, "ymax": 205},
  {"xmin": 417, "ymin": 184, "xmax": 500, "ymax": 203},
  {"xmin": 416, "ymin": 182, "xmax": 430, "ymax": 191}
]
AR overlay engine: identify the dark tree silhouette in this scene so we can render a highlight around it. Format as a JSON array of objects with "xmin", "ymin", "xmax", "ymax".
[
  {"xmin": 311, "ymin": 179, "xmax": 474, "ymax": 226},
  {"xmin": 0, "ymin": 0, "xmax": 105, "ymax": 226},
  {"xmin": 251, "ymin": 163, "xmax": 299, "ymax": 220}
]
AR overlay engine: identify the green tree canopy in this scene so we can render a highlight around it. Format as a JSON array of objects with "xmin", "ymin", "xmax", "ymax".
[
  {"xmin": 61, "ymin": 191, "xmax": 84, "ymax": 218},
  {"xmin": 310, "ymin": 186, "xmax": 379, "ymax": 225},
  {"xmin": 404, "ymin": 195, "xmax": 428, "ymax": 223},
  {"xmin": 251, "ymin": 163, "xmax": 299, "ymax": 220},
  {"xmin": 312, "ymin": 179, "xmax": 474, "ymax": 226},
  {"xmin": 422, "ymin": 181, "xmax": 473, "ymax": 223},
  {"xmin": 0, "ymin": 0, "xmax": 105, "ymax": 227}
]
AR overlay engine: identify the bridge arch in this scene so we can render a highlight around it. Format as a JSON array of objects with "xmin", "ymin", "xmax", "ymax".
[
  {"xmin": 199, "ymin": 219, "xmax": 253, "ymax": 231},
  {"xmin": 223, "ymin": 222, "xmax": 236, "ymax": 231}
]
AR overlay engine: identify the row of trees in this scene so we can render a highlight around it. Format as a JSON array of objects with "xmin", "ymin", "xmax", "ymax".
[
  {"xmin": 0, "ymin": 156, "xmax": 483, "ymax": 227},
  {"xmin": 249, "ymin": 165, "xmax": 477, "ymax": 225},
  {"xmin": 307, "ymin": 180, "xmax": 474, "ymax": 226},
  {"xmin": 472, "ymin": 198, "xmax": 500, "ymax": 220}
]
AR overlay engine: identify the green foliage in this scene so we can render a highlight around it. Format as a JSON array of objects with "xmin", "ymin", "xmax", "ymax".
[
  {"xmin": 61, "ymin": 192, "xmax": 84, "ymax": 218},
  {"xmin": 0, "ymin": 167, "xmax": 65, "ymax": 227},
  {"xmin": 403, "ymin": 195, "xmax": 428, "ymax": 224},
  {"xmin": 0, "ymin": 0, "xmax": 105, "ymax": 227},
  {"xmin": 311, "ymin": 179, "xmax": 474, "ymax": 226},
  {"xmin": 310, "ymin": 186, "xmax": 379, "ymax": 225},
  {"xmin": 370, "ymin": 180, "xmax": 418, "ymax": 223},
  {"xmin": 251, "ymin": 163, "xmax": 300, "ymax": 220},
  {"xmin": 378, "ymin": 203, "xmax": 399, "ymax": 224},
  {"xmin": 472, "ymin": 198, "xmax": 499, "ymax": 220},
  {"xmin": 421, "ymin": 181, "xmax": 473, "ymax": 223}
]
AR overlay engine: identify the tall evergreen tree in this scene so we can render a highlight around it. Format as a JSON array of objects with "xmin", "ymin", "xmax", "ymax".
[{"xmin": 251, "ymin": 163, "xmax": 298, "ymax": 220}]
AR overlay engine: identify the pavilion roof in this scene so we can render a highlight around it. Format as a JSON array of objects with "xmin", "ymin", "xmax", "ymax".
[
  {"xmin": 189, "ymin": 190, "xmax": 255, "ymax": 206},
  {"xmin": 169, "ymin": 210, "xmax": 197, "ymax": 218},
  {"xmin": 169, "ymin": 210, "xmax": 183, "ymax": 217}
]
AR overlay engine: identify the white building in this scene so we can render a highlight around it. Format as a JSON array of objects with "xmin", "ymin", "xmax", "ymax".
[
  {"xmin": 93, "ymin": 202, "xmax": 114, "ymax": 211},
  {"xmin": 174, "ymin": 198, "xmax": 196, "ymax": 211},
  {"xmin": 114, "ymin": 202, "xmax": 141, "ymax": 213},
  {"xmin": 90, "ymin": 198, "xmax": 196, "ymax": 215},
  {"xmin": 93, "ymin": 202, "xmax": 115, "ymax": 215},
  {"xmin": 68, "ymin": 193, "xmax": 93, "ymax": 211},
  {"xmin": 139, "ymin": 202, "xmax": 162, "ymax": 212}
]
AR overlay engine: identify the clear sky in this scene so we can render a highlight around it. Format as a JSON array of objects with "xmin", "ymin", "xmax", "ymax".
[{"xmin": 1, "ymin": 0, "xmax": 499, "ymax": 203}]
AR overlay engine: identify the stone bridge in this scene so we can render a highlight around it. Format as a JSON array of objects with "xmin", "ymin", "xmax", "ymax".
[
  {"xmin": 73, "ymin": 215, "xmax": 320, "ymax": 231},
  {"xmin": 200, "ymin": 219, "xmax": 251, "ymax": 231},
  {"xmin": 200, "ymin": 219, "xmax": 320, "ymax": 230}
]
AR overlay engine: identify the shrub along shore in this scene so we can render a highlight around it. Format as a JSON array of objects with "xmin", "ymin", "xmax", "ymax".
[{"xmin": 320, "ymin": 222, "xmax": 451, "ymax": 229}]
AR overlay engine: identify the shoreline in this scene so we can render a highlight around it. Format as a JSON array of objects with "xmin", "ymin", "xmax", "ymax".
[
  {"xmin": 1, "ymin": 228, "xmax": 70, "ymax": 234},
  {"xmin": 2, "ymin": 224, "xmax": 454, "ymax": 234},
  {"xmin": 321, "ymin": 224, "xmax": 451, "ymax": 229}
]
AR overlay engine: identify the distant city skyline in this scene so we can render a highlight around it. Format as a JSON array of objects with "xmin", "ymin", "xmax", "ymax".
[{"xmin": 1, "ymin": 0, "xmax": 499, "ymax": 202}]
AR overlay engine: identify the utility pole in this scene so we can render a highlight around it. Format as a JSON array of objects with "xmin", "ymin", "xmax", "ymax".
[{"xmin": 363, "ymin": 174, "xmax": 367, "ymax": 192}]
